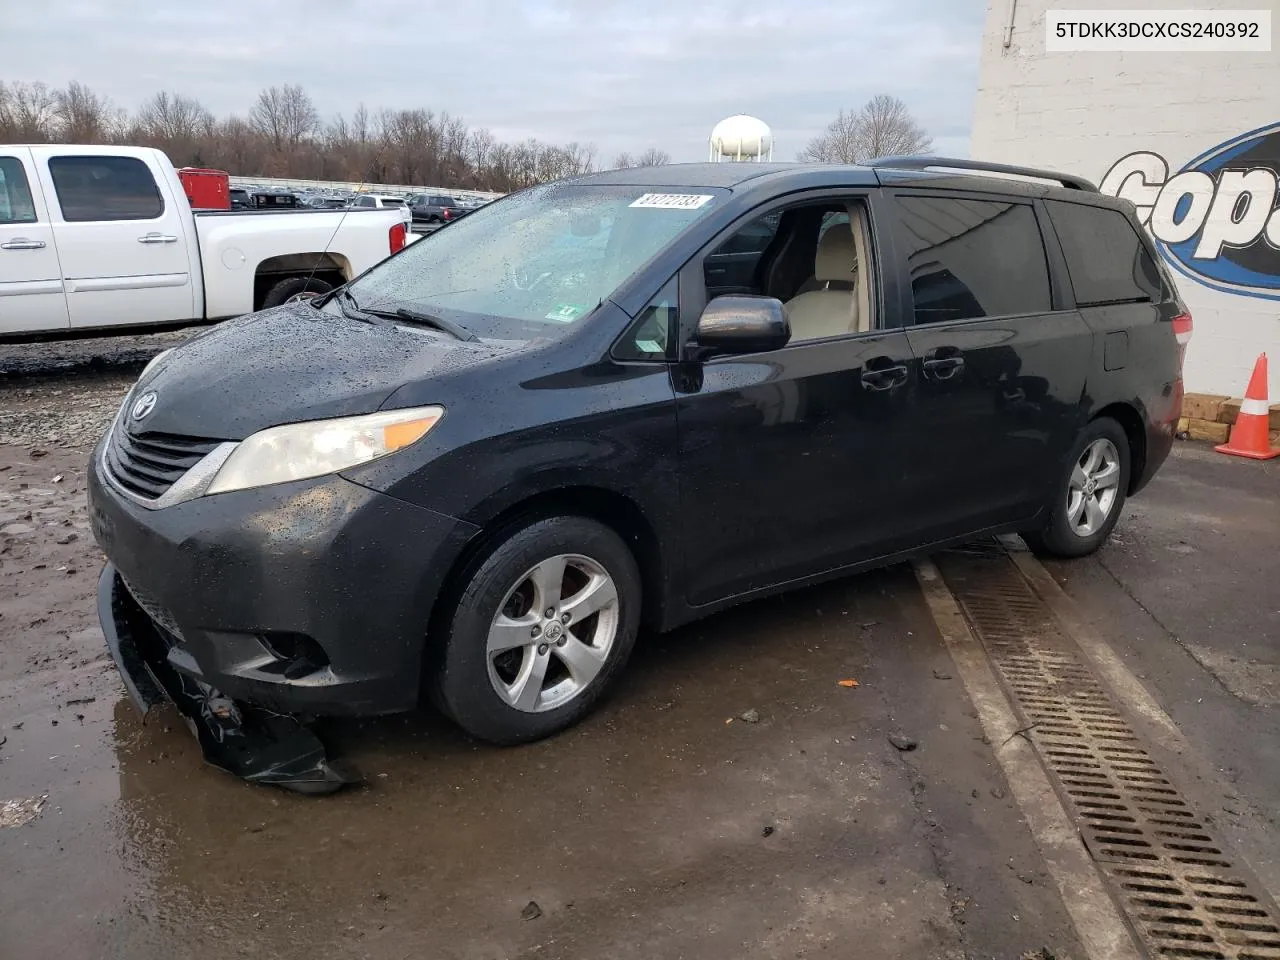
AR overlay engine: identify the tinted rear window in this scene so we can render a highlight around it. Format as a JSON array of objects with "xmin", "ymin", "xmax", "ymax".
[
  {"xmin": 894, "ymin": 195, "xmax": 1052, "ymax": 324},
  {"xmin": 48, "ymin": 156, "xmax": 164, "ymax": 221},
  {"xmin": 1046, "ymin": 200, "xmax": 1164, "ymax": 305}
]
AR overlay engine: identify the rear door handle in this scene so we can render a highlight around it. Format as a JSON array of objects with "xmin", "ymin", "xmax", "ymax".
[
  {"xmin": 0, "ymin": 238, "xmax": 46, "ymax": 250},
  {"xmin": 861, "ymin": 363, "xmax": 908, "ymax": 391},
  {"xmin": 137, "ymin": 233, "xmax": 178, "ymax": 244},
  {"xmin": 922, "ymin": 355, "xmax": 965, "ymax": 379}
]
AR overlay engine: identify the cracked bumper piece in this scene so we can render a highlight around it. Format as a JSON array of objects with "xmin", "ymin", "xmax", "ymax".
[{"xmin": 99, "ymin": 564, "xmax": 361, "ymax": 795}]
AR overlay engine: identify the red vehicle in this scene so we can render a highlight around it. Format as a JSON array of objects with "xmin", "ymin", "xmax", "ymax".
[{"xmin": 177, "ymin": 167, "xmax": 230, "ymax": 210}]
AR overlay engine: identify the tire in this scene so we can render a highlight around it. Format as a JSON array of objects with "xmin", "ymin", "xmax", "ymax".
[
  {"xmin": 1024, "ymin": 418, "xmax": 1130, "ymax": 558},
  {"xmin": 435, "ymin": 516, "xmax": 642, "ymax": 745},
  {"xmin": 428, "ymin": 215, "xmax": 442, "ymax": 224},
  {"xmin": 261, "ymin": 276, "xmax": 333, "ymax": 309}
]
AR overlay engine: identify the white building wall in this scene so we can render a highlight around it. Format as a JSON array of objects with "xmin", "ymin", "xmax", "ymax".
[{"xmin": 972, "ymin": 0, "xmax": 1280, "ymax": 398}]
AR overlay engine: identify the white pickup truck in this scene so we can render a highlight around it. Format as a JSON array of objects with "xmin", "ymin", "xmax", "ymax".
[{"xmin": 0, "ymin": 144, "xmax": 412, "ymax": 340}]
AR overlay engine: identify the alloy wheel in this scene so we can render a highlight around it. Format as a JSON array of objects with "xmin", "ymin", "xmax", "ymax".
[
  {"xmin": 486, "ymin": 554, "xmax": 620, "ymax": 713},
  {"xmin": 1067, "ymin": 438, "xmax": 1121, "ymax": 537}
]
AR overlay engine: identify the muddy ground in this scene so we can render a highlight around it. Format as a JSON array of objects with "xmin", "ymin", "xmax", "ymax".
[{"xmin": 1, "ymin": 332, "xmax": 1277, "ymax": 960}]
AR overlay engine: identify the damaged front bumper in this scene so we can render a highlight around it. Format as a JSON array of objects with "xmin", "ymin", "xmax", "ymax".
[{"xmin": 98, "ymin": 564, "xmax": 361, "ymax": 795}]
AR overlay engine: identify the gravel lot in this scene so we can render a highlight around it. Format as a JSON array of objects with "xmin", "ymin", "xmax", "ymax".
[{"xmin": 0, "ymin": 330, "xmax": 199, "ymax": 702}]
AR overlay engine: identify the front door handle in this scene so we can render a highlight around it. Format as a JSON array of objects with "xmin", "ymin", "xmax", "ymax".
[
  {"xmin": 0, "ymin": 238, "xmax": 46, "ymax": 250},
  {"xmin": 137, "ymin": 233, "xmax": 178, "ymax": 244},
  {"xmin": 861, "ymin": 363, "xmax": 908, "ymax": 391}
]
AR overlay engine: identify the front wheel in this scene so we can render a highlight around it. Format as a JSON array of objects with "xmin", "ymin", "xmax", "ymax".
[
  {"xmin": 435, "ymin": 516, "xmax": 642, "ymax": 745},
  {"xmin": 1024, "ymin": 418, "xmax": 1130, "ymax": 558}
]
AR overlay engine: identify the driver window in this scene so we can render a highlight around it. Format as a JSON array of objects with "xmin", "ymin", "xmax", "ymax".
[{"xmin": 702, "ymin": 200, "xmax": 874, "ymax": 344}]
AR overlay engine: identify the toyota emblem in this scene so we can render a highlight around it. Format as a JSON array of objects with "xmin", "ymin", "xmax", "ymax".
[{"xmin": 131, "ymin": 391, "xmax": 158, "ymax": 421}]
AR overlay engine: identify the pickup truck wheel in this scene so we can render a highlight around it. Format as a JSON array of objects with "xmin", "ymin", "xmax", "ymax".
[
  {"xmin": 1024, "ymin": 418, "xmax": 1130, "ymax": 559},
  {"xmin": 262, "ymin": 276, "xmax": 333, "ymax": 309},
  {"xmin": 435, "ymin": 516, "xmax": 641, "ymax": 745}
]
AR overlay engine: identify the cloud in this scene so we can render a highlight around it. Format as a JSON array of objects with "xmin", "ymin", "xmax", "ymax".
[{"xmin": 3, "ymin": 0, "xmax": 984, "ymax": 161}]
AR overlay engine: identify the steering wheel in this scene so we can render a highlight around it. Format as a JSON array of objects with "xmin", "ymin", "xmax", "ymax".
[{"xmin": 506, "ymin": 262, "xmax": 552, "ymax": 292}]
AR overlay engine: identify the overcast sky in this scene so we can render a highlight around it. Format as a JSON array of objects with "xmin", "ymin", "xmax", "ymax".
[{"xmin": 3, "ymin": 0, "xmax": 985, "ymax": 163}]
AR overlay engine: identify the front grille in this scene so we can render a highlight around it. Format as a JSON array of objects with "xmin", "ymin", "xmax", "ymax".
[{"xmin": 105, "ymin": 427, "xmax": 220, "ymax": 500}]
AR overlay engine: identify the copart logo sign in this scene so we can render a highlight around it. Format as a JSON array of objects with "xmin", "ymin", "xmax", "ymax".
[{"xmin": 1100, "ymin": 122, "xmax": 1280, "ymax": 301}]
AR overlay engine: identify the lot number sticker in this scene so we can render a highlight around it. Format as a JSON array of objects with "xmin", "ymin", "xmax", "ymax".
[
  {"xmin": 545, "ymin": 303, "xmax": 588, "ymax": 323},
  {"xmin": 629, "ymin": 193, "xmax": 715, "ymax": 210}
]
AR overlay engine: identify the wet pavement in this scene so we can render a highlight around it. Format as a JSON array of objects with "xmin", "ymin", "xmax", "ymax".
[
  {"xmin": 1, "ymin": 334, "xmax": 1276, "ymax": 959},
  {"xmin": 1043, "ymin": 441, "xmax": 1280, "ymax": 897}
]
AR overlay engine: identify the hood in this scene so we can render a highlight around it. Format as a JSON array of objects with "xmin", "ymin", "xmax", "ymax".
[{"xmin": 131, "ymin": 303, "xmax": 514, "ymax": 440}]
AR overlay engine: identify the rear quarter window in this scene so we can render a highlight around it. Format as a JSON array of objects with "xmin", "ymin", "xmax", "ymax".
[
  {"xmin": 894, "ymin": 195, "xmax": 1052, "ymax": 324},
  {"xmin": 48, "ymin": 155, "xmax": 164, "ymax": 222},
  {"xmin": 1045, "ymin": 200, "xmax": 1164, "ymax": 305}
]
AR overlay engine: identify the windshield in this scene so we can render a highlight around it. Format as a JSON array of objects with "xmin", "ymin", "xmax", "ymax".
[{"xmin": 338, "ymin": 183, "xmax": 726, "ymax": 341}]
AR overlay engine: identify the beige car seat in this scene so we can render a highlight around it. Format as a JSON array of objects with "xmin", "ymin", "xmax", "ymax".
[{"xmin": 784, "ymin": 221, "xmax": 861, "ymax": 341}]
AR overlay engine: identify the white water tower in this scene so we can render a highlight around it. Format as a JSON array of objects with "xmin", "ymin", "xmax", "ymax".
[{"xmin": 709, "ymin": 114, "xmax": 774, "ymax": 162}]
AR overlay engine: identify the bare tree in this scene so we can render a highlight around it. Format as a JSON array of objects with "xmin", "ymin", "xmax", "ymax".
[
  {"xmin": 467, "ymin": 128, "xmax": 496, "ymax": 187},
  {"xmin": 0, "ymin": 81, "xmax": 60, "ymax": 141},
  {"xmin": 138, "ymin": 91, "xmax": 214, "ymax": 143},
  {"xmin": 636, "ymin": 147, "xmax": 671, "ymax": 166},
  {"xmin": 54, "ymin": 81, "xmax": 119, "ymax": 142},
  {"xmin": 250, "ymin": 84, "xmax": 318, "ymax": 149},
  {"xmin": 799, "ymin": 94, "xmax": 931, "ymax": 163},
  {"xmin": 1, "ymin": 76, "xmax": 616, "ymax": 193},
  {"xmin": 613, "ymin": 148, "xmax": 669, "ymax": 170}
]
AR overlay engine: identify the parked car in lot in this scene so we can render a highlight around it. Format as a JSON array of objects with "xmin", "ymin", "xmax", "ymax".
[
  {"xmin": 0, "ymin": 145, "xmax": 409, "ymax": 338},
  {"xmin": 348, "ymin": 193, "xmax": 413, "ymax": 230},
  {"xmin": 89, "ymin": 157, "xmax": 1189, "ymax": 774},
  {"xmin": 409, "ymin": 193, "xmax": 471, "ymax": 225},
  {"xmin": 249, "ymin": 190, "xmax": 302, "ymax": 209}
]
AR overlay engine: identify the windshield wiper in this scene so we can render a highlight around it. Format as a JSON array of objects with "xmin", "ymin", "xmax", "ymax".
[
  {"xmin": 332, "ymin": 288, "xmax": 376, "ymax": 321},
  {"xmin": 334, "ymin": 293, "xmax": 474, "ymax": 340},
  {"xmin": 388, "ymin": 307, "xmax": 477, "ymax": 342}
]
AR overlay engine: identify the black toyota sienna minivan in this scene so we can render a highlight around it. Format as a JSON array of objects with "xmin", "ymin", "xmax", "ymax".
[{"xmin": 90, "ymin": 158, "xmax": 1190, "ymax": 783}]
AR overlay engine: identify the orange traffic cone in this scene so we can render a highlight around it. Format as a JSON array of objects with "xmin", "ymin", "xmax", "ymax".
[{"xmin": 1215, "ymin": 353, "xmax": 1279, "ymax": 460}]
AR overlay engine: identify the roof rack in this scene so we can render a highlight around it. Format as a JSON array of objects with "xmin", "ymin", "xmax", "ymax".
[{"xmin": 864, "ymin": 155, "xmax": 1098, "ymax": 192}]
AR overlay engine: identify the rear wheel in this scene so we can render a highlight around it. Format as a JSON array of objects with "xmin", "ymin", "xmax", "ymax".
[
  {"xmin": 262, "ymin": 276, "xmax": 333, "ymax": 309},
  {"xmin": 1024, "ymin": 418, "xmax": 1130, "ymax": 558},
  {"xmin": 435, "ymin": 516, "xmax": 641, "ymax": 745}
]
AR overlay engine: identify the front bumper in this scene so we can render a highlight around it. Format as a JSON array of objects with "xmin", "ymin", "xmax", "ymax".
[
  {"xmin": 89, "ymin": 440, "xmax": 479, "ymax": 718},
  {"xmin": 99, "ymin": 563, "xmax": 362, "ymax": 794}
]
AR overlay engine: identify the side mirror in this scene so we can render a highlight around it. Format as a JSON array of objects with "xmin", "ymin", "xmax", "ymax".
[{"xmin": 693, "ymin": 295, "xmax": 791, "ymax": 356}]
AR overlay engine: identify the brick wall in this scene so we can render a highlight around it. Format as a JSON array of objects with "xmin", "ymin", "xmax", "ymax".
[{"xmin": 971, "ymin": 0, "xmax": 1280, "ymax": 401}]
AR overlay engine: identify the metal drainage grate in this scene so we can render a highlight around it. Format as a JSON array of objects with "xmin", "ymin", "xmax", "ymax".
[{"xmin": 936, "ymin": 541, "xmax": 1280, "ymax": 960}]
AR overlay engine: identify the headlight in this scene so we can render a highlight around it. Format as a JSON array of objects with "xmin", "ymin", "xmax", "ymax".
[{"xmin": 205, "ymin": 406, "xmax": 444, "ymax": 496}]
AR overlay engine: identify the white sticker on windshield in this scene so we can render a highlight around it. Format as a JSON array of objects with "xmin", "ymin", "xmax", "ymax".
[{"xmin": 629, "ymin": 193, "xmax": 714, "ymax": 210}]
